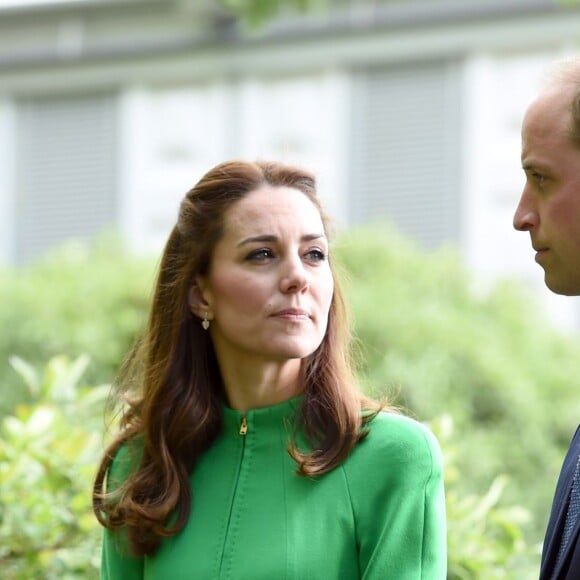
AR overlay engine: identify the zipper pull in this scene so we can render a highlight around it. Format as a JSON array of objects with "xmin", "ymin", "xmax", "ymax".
[{"xmin": 239, "ymin": 415, "xmax": 248, "ymax": 436}]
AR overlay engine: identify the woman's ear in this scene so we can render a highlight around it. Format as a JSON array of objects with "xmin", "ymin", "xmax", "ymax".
[{"xmin": 188, "ymin": 277, "xmax": 212, "ymax": 319}]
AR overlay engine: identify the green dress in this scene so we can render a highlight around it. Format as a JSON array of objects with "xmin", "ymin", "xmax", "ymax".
[{"xmin": 101, "ymin": 397, "xmax": 446, "ymax": 579}]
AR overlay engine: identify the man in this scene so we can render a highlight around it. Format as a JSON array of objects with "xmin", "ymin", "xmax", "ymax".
[{"xmin": 513, "ymin": 57, "xmax": 580, "ymax": 579}]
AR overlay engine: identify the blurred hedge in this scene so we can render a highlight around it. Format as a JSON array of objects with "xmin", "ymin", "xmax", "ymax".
[
  {"xmin": 336, "ymin": 225, "xmax": 580, "ymax": 552},
  {"xmin": 0, "ymin": 236, "xmax": 155, "ymax": 416},
  {"xmin": 2, "ymin": 225, "xmax": 580, "ymax": 575},
  {"xmin": 1, "ymin": 356, "xmax": 535, "ymax": 578},
  {"xmin": 0, "ymin": 355, "xmax": 105, "ymax": 579}
]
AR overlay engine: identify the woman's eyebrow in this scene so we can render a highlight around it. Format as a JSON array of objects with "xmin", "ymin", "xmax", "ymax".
[{"xmin": 237, "ymin": 233, "xmax": 326, "ymax": 247}]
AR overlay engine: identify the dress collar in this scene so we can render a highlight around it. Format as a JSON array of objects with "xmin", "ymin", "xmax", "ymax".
[{"xmin": 221, "ymin": 395, "xmax": 303, "ymax": 436}]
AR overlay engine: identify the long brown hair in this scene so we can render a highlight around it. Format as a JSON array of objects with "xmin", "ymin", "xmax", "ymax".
[{"xmin": 93, "ymin": 160, "xmax": 383, "ymax": 556}]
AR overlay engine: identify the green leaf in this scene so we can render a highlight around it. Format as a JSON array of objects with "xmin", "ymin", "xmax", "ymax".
[{"xmin": 9, "ymin": 356, "xmax": 40, "ymax": 396}]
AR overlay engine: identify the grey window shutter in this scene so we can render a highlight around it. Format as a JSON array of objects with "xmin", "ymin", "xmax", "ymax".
[
  {"xmin": 15, "ymin": 93, "xmax": 118, "ymax": 263},
  {"xmin": 350, "ymin": 60, "xmax": 462, "ymax": 249}
]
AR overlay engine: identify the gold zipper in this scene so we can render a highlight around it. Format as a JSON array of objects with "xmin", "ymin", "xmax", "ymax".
[{"xmin": 239, "ymin": 415, "xmax": 248, "ymax": 436}]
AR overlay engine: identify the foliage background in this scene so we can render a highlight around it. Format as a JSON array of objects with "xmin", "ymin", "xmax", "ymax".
[
  {"xmin": 0, "ymin": 237, "xmax": 155, "ymax": 416},
  {"xmin": 2, "ymin": 226, "xmax": 580, "ymax": 577}
]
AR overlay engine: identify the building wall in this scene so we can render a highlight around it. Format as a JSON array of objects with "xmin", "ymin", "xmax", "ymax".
[
  {"xmin": 114, "ymin": 71, "xmax": 350, "ymax": 255},
  {"xmin": 0, "ymin": 99, "xmax": 16, "ymax": 264},
  {"xmin": 14, "ymin": 92, "xmax": 118, "ymax": 263},
  {"xmin": 349, "ymin": 58, "xmax": 463, "ymax": 247},
  {"xmin": 2, "ymin": 0, "xmax": 580, "ymax": 330}
]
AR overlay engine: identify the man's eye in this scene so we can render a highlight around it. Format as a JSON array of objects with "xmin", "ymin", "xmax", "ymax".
[{"xmin": 532, "ymin": 172, "xmax": 546, "ymax": 185}]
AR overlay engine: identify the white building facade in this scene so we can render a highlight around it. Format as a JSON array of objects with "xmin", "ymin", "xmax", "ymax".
[{"xmin": 1, "ymin": 0, "xmax": 579, "ymax": 328}]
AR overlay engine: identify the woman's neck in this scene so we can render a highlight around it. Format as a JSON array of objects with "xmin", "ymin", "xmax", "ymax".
[{"xmin": 219, "ymin": 357, "xmax": 304, "ymax": 413}]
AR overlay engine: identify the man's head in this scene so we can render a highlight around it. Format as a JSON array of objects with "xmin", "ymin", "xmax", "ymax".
[{"xmin": 513, "ymin": 57, "xmax": 580, "ymax": 295}]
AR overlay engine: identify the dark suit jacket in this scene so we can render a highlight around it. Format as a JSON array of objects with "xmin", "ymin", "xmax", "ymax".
[{"xmin": 541, "ymin": 425, "xmax": 580, "ymax": 579}]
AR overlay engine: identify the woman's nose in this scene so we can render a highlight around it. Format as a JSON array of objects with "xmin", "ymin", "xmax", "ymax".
[{"xmin": 279, "ymin": 259, "xmax": 308, "ymax": 293}]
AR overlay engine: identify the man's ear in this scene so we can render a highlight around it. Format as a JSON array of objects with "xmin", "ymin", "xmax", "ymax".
[{"xmin": 188, "ymin": 280, "xmax": 211, "ymax": 318}]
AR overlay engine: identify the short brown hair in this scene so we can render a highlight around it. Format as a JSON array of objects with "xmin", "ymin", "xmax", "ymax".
[{"xmin": 544, "ymin": 56, "xmax": 580, "ymax": 147}]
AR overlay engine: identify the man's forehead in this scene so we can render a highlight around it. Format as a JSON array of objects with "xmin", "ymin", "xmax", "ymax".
[
  {"xmin": 530, "ymin": 82, "xmax": 576, "ymax": 115},
  {"xmin": 522, "ymin": 86, "xmax": 575, "ymax": 140}
]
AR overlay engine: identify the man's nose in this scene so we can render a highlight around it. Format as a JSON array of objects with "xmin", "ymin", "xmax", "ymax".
[{"xmin": 513, "ymin": 188, "xmax": 539, "ymax": 231}]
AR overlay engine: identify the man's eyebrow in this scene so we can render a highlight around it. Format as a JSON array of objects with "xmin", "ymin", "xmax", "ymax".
[
  {"xmin": 522, "ymin": 160, "xmax": 545, "ymax": 172},
  {"xmin": 237, "ymin": 233, "xmax": 326, "ymax": 247}
]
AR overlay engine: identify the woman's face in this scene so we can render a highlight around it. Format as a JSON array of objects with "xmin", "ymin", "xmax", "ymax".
[{"xmin": 195, "ymin": 184, "xmax": 334, "ymax": 366}]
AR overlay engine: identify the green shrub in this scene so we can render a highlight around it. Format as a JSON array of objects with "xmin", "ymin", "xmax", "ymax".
[
  {"xmin": 0, "ymin": 355, "xmax": 105, "ymax": 579},
  {"xmin": 2, "ymin": 225, "xmax": 580, "ymax": 575},
  {"xmin": 0, "ymin": 235, "xmax": 155, "ymax": 416},
  {"xmin": 337, "ymin": 224, "xmax": 580, "ymax": 562},
  {"xmin": 431, "ymin": 415, "xmax": 538, "ymax": 579},
  {"xmin": 0, "ymin": 357, "xmax": 533, "ymax": 578}
]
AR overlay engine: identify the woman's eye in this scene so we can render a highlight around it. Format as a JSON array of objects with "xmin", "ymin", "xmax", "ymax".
[
  {"xmin": 305, "ymin": 248, "xmax": 327, "ymax": 262},
  {"xmin": 246, "ymin": 248, "xmax": 273, "ymax": 261}
]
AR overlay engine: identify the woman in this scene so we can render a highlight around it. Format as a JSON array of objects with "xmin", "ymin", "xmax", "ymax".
[{"xmin": 93, "ymin": 160, "xmax": 446, "ymax": 579}]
